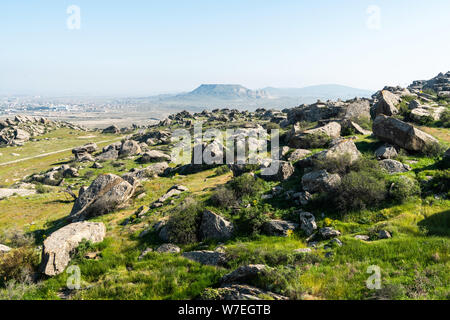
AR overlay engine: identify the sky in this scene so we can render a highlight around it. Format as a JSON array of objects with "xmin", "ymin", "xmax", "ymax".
[{"xmin": 0, "ymin": 0, "xmax": 449, "ymax": 96}]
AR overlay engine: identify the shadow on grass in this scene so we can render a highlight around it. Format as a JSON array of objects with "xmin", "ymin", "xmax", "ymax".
[
  {"xmin": 31, "ymin": 216, "xmax": 70, "ymax": 245},
  {"xmin": 418, "ymin": 209, "xmax": 450, "ymax": 237}
]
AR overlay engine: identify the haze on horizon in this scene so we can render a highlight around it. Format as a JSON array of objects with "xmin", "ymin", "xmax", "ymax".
[{"xmin": 1, "ymin": 0, "xmax": 449, "ymax": 97}]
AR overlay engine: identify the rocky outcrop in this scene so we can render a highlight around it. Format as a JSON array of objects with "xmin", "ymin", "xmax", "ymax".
[
  {"xmin": 156, "ymin": 243, "xmax": 181, "ymax": 253},
  {"xmin": 200, "ymin": 210, "xmax": 234, "ymax": 241},
  {"xmin": 261, "ymin": 160, "xmax": 294, "ymax": 181},
  {"xmin": 319, "ymin": 227, "xmax": 341, "ymax": 239},
  {"xmin": 314, "ymin": 139, "xmax": 361, "ymax": 166},
  {"xmin": 123, "ymin": 162, "xmax": 169, "ymax": 182},
  {"xmin": 262, "ymin": 220, "xmax": 298, "ymax": 237},
  {"xmin": 70, "ymin": 174, "xmax": 135, "ymax": 221},
  {"xmin": 286, "ymin": 149, "xmax": 311, "ymax": 162},
  {"xmin": 40, "ymin": 222, "xmax": 106, "ymax": 276},
  {"xmin": 302, "ymin": 170, "xmax": 341, "ymax": 193},
  {"xmin": 102, "ymin": 125, "xmax": 120, "ymax": 134},
  {"xmin": 371, "ymin": 90, "xmax": 401, "ymax": 118},
  {"xmin": 72, "ymin": 143, "xmax": 98, "ymax": 162},
  {"xmin": 372, "ymin": 115, "xmax": 439, "ymax": 152}
]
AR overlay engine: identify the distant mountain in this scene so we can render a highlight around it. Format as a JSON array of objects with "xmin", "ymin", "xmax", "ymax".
[
  {"xmin": 177, "ymin": 84, "xmax": 270, "ymax": 100},
  {"xmin": 263, "ymin": 84, "xmax": 374, "ymax": 100}
]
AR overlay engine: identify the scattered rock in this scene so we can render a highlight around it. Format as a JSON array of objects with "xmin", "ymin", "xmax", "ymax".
[
  {"xmin": 379, "ymin": 159, "xmax": 411, "ymax": 174},
  {"xmin": 203, "ymin": 284, "xmax": 288, "ymax": 300},
  {"xmin": 371, "ymin": 90, "xmax": 401, "ymax": 117},
  {"xmin": 294, "ymin": 248, "xmax": 312, "ymax": 254},
  {"xmin": 200, "ymin": 210, "xmax": 234, "ymax": 241},
  {"xmin": 138, "ymin": 248, "xmax": 153, "ymax": 260},
  {"xmin": 40, "ymin": 222, "xmax": 106, "ymax": 276},
  {"xmin": 287, "ymin": 149, "xmax": 311, "ymax": 162},
  {"xmin": 139, "ymin": 150, "xmax": 171, "ymax": 163},
  {"xmin": 220, "ymin": 264, "xmax": 268, "ymax": 284},
  {"xmin": 102, "ymin": 125, "xmax": 120, "ymax": 134},
  {"xmin": 0, "ymin": 244, "xmax": 12, "ymax": 253},
  {"xmin": 302, "ymin": 170, "xmax": 341, "ymax": 193},
  {"xmin": 319, "ymin": 227, "xmax": 341, "ymax": 239},
  {"xmin": 262, "ymin": 219, "xmax": 298, "ymax": 237},
  {"xmin": 375, "ymin": 144, "xmax": 398, "ymax": 160},
  {"xmin": 70, "ymin": 173, "xmax": 135, "ymax": 221},
  {"xmin": 378, "ymin": 230, "xmax": 392, "ymax": 239},
  {"xmin": 298, "ymin": 211, "xmax": 317, "ymax": 236},
  {"xmin": 119, "ymin": 140, "xmax": 141, "ymax": 157},
  {"xmin": 156, "ymin": 243, "xmax": 180, "ymax": 253},
  {"xmin": 355, "ymin": 235, "xmax": 370, "ymax": 241},
  {"xmin": 182, "ymin": 251, "xmax": 227, "ymax": 266}
]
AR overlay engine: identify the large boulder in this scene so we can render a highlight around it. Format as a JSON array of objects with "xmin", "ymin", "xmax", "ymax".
[
  {"xmin": 371, "ymin": 90, "xmax": 401, "ymax": 118},
  {"xmin": 139, "ymin": 150, "xmax": 171, "ymax": 163},
  {"xmin": 124, "ymin": 162, "xmax": 169, "ymax": 180},
  {"xmin": 302, "ymin": 170, "xmax": 341, "ymax": 193},
  {"xmin": 262, "ymin": 219, "xmax": 298, "ymax": 237},
  {"xmin": 70, "ymin": 174, "xmax": 135, "ymax": 221},
  {"xmin": 119, "ymin": 140, "xmax": 141, "ymax": 157},
  {"xmin": 372, "ymin": 115, "xmax": 439, "ymax": 152},
  {"xmin": 72, "ymin": 143, "xmax": 98, "ymax": 161},
  {"xmin": 200, "ymin": 210, "xmax": 234, "ymax": 241},
  {"xmin": 40, "ymin": 222, "xmax": 106, "ymax": 276},
  {"xmin": 288, "ymin": 122, "xmax": 341, "ymax": 148},
  {"xmin": 315, "ymin": 139, "xmax": 361, "ymax": 166},
  {"xmin": 286, "ymin": 149, "xmax": 311, "ymax": 162}
]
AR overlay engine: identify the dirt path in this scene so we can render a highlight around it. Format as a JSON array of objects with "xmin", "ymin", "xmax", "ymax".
[{"xmin": 0, "ymin": 138, "xmax": 122, "ymax": 167}]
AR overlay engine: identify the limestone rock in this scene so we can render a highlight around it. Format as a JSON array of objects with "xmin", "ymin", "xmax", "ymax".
[{"xmin": 200, "ymin": 210, "xmax": 234, "ymax": 241}]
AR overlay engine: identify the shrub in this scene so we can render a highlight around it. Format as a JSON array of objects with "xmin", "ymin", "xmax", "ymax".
[
  {"xmin": 422, "ymin": 142, "xmax": 446, "ymax": 158},
  {"xmin": 84, "ymin": 170, "xmax": 95, "ymax": 179},
  {"xmin": 35, "ymin": 184, "xmax": 52, "ymax": 194},
  {"xmin": 424, "ymin": 170, "xmax": 450, "ymax": 198},
  {"xmin": 314, "ymin": 153, "xmax": 354, "ymax": 175},
  {"xmin": 214, "ymin": 165, "xmax": 230, "ymax": 176},
  {"xmin": 0, "ymin": 229, "xmax": 35, "ymax": 248},
  {"xmin": 210, "ymin": 186, "xmax": 237, "ymax": 208},
  {"xmin": 236, "ymin": 203, "xmax": 272, "ymax": 236},
  {"xmin": 229, "ymin": 173, "xmax": 265, "ymax": 198},
  {"xmin": 0, "ymin": 247, "xmax": 39, "ymax": 286},
  {"xmin": 388, "ymin": 175, "xmax": 421, "ymax": 202},
  {"xmin": 333, "ymin": 170, "xmax": 387, "ymax": 214},
  {"xmin": 301, "ymin": 132, "xmax": 331, "ymax": 149},
  {"xmin": 265, "ymin": 122, "xmax": 280, "ymax": 131},
  {"xmin": 166, "ymin": 198, "xmax": 202, "ymax": 244},
  {"xmin": 439, "ymin": 109, "xmax": 450, "ymax": 128}
]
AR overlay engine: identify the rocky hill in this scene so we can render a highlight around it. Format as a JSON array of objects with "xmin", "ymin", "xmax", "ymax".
[{"xmin": 0, "ymin": 73, "xmax": 449, "ymax": 301}]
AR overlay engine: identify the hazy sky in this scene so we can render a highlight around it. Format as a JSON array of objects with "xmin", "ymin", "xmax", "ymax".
[{"xmin": 1, "ymin": 0, "xmax": 449, "ymax": 96}]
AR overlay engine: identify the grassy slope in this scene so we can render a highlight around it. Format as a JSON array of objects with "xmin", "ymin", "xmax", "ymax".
[{"xmin": 0, "ymin": 128, "xmax": 449, "ymax": 300}]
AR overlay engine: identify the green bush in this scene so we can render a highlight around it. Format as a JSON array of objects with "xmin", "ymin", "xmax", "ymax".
[
  {"xmin": 301, "ymin": 132, "xmax": 332, "ymax": 149},
  {"xmin": 166, "ymin": 198, "xmax": 203, "ymax": 244},
  {"xmin": 0, "ymin": 247, "xmax": 39, "ymax": 286},
  {"xmin": 237, "ymin": 204, "xmax": 270, "ymax": 236},
  {"xmin": 265, "ymin": 122, "xmax": 281, "ymax": 131},
  {"xmin": 210, "ymin": 185, "xmax": 237, "ymax": 208},
  {"xmin": 440, "ymin": 109, "xmax": 450, "ymax": 128},
  {"xmin": 332, "ymin": 170, "xmax": 387, "ymax": 214},
  {"xmin": 229, "ymin": 173, "xmax": 265, "ymax": 198},
  {"xmin": 422, "ymin": 142, "xmax": 446, "ymax": 158},
  {"xmin": 214, "ymin": 165, "xmax": 231, "ymax": 176},
  {"xmin": 388, "ymin": 175, "xmax": 421, "ymax": 202},
  {"xmin": 35, "ymin": 184, "xmax": 52, "ymax": 194},
  {"xmin": 313, "ymin": 153, "xmax": 354, "ymax": 175}
]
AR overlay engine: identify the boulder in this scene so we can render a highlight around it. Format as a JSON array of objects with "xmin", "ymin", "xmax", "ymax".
[
  {"xmin": 286, "ymin": 149, "xmax": 311, "ymax": 162},
  {"xmin": 293, "ymin": 191, "xmax": 312, "ymax": 205},
  {"xmin": 378, "ymin": 230, "xmax": 392, "ymax": 239},
  {"xmin": 156, "ymin": 243, "xmax": 181, "ymax": 253},
  {"xmin": 372, "ymin": 115, "xmax": 439, "ymax": 152},
  {"xmin": 0, "ymin": 244, "xmax": 12, "ymax": 253},
  {"xmin": 261, "ymin": 160, "xmax": 294, "ymax": 181},
  {"xmin": 379, "ymin": 159, "xmax": 411, "ymax": 174},
  {"xmin": 288, "ymin": 122, "xmax": 341, "ymax": 148},
  {"xmin": 298, "ymin": 211, "xmax": 317, "ymax": 236},
  {"xmin": 371, "ymin": 90, "xmax": 401, "ymax": 117},
  {"xmin": 262, "ymin": 220, "xmax": 298, "ymax": 237},
  {"xmin": 70, "ymin": 174, "xmax": 135, "ymax": 221},
  {"xmin": 355, "ymin": 235, "xmax": 370, "ymax": 241},
  {"xmin": 119, "ymin": 140, "xmax": 141, "ymax": 157},
  {"xmin": 315, "ymin": 139, "xmax": 361, "ymax": 166},
  {"xmin": 220, "ymin": 264, "xmax": 268, "ymax": 284},
  {"xmin": 139, "ymin": 150, "xmax": 171, "ymax": 163},
  {"xmin": 96, "ymin": 149, "xmax": 119, "ymax": 161},
  {"xmin": 199, "ymin": 210, "xmax": 234, "ymax": 241},
  {"xmin": 302, "ymin": 170, "xmax": 341, "ymax": 193},
  {"xmin": 102, "ymin": 125, "xmax": 120, "ymax": 134},
  {"xmin": 182, "ymin": 251, "xmax": 227, "ymax": 266},
  {"xmin": 203, "ymin": 284, "xmax": 288, "ymax": 300},
  {"xmin": 375, "ymin": 144, "xmax": 398, "ymax": 160},
  {"xmin": 319, "ymin": 227, "xmax": 341, "ymax": 239},
  {"xmin": 150, "ymin": 185, "xmax": 188, "ymax": 208},
  {"xmin": 40, "ymin": 222, "xmax": 106, "ymax": 276}
]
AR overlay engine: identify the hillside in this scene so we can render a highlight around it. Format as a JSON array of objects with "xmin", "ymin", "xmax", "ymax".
[{"xmin": 0, "ymin": 73, "xmax": 449, "ymax": 301}]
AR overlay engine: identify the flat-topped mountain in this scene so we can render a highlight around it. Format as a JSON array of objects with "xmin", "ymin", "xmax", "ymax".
[{"xmin": 179, "ymin": 84, "xmax": 270, "ymax": 100}]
